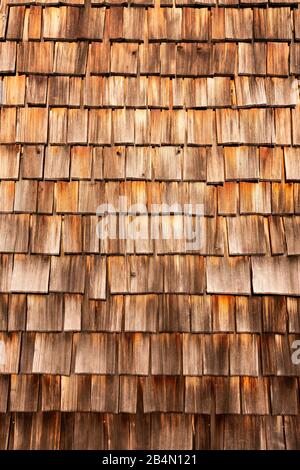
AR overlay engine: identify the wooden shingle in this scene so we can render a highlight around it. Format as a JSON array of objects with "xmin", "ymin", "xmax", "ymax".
[
  {"xmin": 11, "ymin": 255, "xmax": 50, "ymax": 294},
  {"xmin": 290, "ymin": 44, "xmax": 300, "ymax": 75},
  {"xmin": 284, "ymin": 148, "xmax": 300, "ymax": 181},
  {"xmin": 215, "ymin": 377, "xmax": 240, "ymax": 414},
  {"xmin": 31, "ymin": 333, "xmax": 72, "ymax": 375},
  {"xmin": 0, "ymin": 375, "xmax": 9, "ymax": 412},
  {"xmin": 88, "ymin": 110, "xmax": 112, "ymax": 145},
  {"xmin": 28, "ymin": 6, "xmax": 42, "ymax": 40},
  {"xmin": 0, "ymin": 255, "xmax": 13, "ymax": 292},
  {"xmin": 74, "ymin": 333, "xmax": 116, "ymax": 374},
  {"xmin": 224, "ymin": 147, "xmax": 259, "ymax": 181},
  {"xmin": 260, "ymin": 147, "xmax": 282, "ymax": 182},
  {"xmin": 240, "ymin": 182, "xmax": 271, "ymax": 215},
  {"xmin": 177, "ymin": 44, "xmax": 211, "ymax": 77},
  {"xmin": 14, "ymin": 180, "xmax": 37, "ymax": 213},
  {"xmin": 67, "ymin": 109, "xmax": 88, "ymax": 144},
  {"xmin": 124, "ymin": 295, "xmax": 158, "ymax": 332},
  {"xmin": 49, "ymin": 108, "xmax": 67, "ymax": 144},
  {"xmin": 0, "ymin": 42, "xmax": 16, "ymax": 73},
  {"xmin": 212, "ymin": 295, "xmax": 235, "ymax": 332},
  {"xmin": 234, "ymin": 77, "xmax": 266, "ymax": 108},
  {"xmin": 182, "ymin": 8, "xmax": 209, "ymax": 41},
  {"xmin": 48, "ymin": 77, "xmax": 69, "ymax": 107},
  {"xmin": 21, "ymin": 146, "xmax": 43, "ymax": 180},
  {"xmin": 88, "ymin": 43, "xmax": 110, "ymax": 75},
  {"xmin": 207, "ymin": 256, "xmax": 251, "ymax": 295},
  {"xmin": 45, "ymin": 146, "xmax": 70, "ymax": 181},
  {"xmin": 102, "ymin": 76, "xmax": 125, "ymax": 108},
  {"xmin": 284, "ymin": 217, "xmax": 300, "ymax": 255},
  {"xmin": 252, "ymin": 256, "xmax": 300, "ymax": 295},
  {"xmin": 91, "ymin": 375, "xmax": 119, "ymax": 413},
  {"xmin": 50, "ymin": 256, "xmax": 85, "ymax": 294},
  {"xmin": 0, "ymin": 332, "xmax": 21, "ymax": 374},
  {"xmin": 64, "ymin": 294, "xmax": 81, "ymax": 332},
  {"xmin": 262, "ymin": 296, "xmax": 287, "ymax": 333},
  {"xmin": 0, "ymin": 145, "xmax": 20, "ymax": 180},
  {"xmin": 187, "ymin": 110, "xmax": 214, "ymax": 145},
  {"xmin": 216, "ymin": 109, "xmax": 239, "ymax": 144},
  {"xmin": 267, "ymin": 42, "xmax": 289, "ymax": 76},
  {"xmin": 26, "ymin": 76, "xmax": 47, "ymax": 106},
  {"xmin": 118, "ymin": 333, "xmax": 150, "ymax": 375},
  {"xmin": 164, "ymin": 256, "xmax": 205, "ymax": 294},
  {"xmin": 254, "ymin": 7, "xmax": 292, "ymax": 40},
  {"xmin": 6, "ymin": 5, "xmax": 21, "ymax": 39},
  {"xmin": 270, "ymin": 377, "xmax": 298, "ymax": 415},
  {"xmin": 143, "ymin": 376, "xmax": 184, "ymax": 412},
  {"xmin": 1, "ymin": 76, "xmax": 25, "ymax": 106},
  {"xmin": 17, "ymin": 42, "xmax": 53, "ymax": 74},
  {"xmin": 203, "ymin": 334, "xmax": 229, "ymax": 375},
  {"xmin": 0, "ymin": 215, "xmax": 29, "ymax": 253},
  {"xmin": 239, "ymin": 109, "xmax": 274, "ymax": 145},
  {"xmin": 55, "ymin": 181, "xmax": 78, "ymax": 213},
  {"xmin": 111, "ymin": 43, "xmax": 138, "ymax": 75},
  {"xmin": 27, "ymin": 294, "xmax": 63, "ymax": 332},
  {"xmin": 61, "ymin": 375, "xmax": 91, "ymax": 412},
  {"xmin": 54, "ymin": 42, "xmax": 88, "ymax": 75},
  {"xmin": 17, "ymin": 108, "xmax": 48, "ymax": 144},
  {"xmin": 31, "ymin": 215, "xmax": 61, "ymax": 255},
  {"xmin": 230, "ymin": 334, "xmax": 259, "ymax": 376},
  {"xmin": 241, "ymin": 377, "xmax": 269, "ymax": 414},
  {"xmin": 151, "ymin": 333, "xmax": 182, "ymax": 375},
  {"xmin": 238, "ymin": 43, "xmax": 266, "ymax": 76},
  {"xmin": 227, "ymin": 216, "xmax": 267, "ymax": 255},
  {"xmin": 0, "ymin": 182, "xmax": 15, "ymax": 213},
  {"xmin": 0, "ymin": 108, "xmax": 16, "ymax": 144},
  {"xmin": 224, "ymin": 8, "xmax": 253, "ymax": 40},
  {"xmin": 10, "ymin": 375, "xmax": 39, "ymax": 412},
  {"xmin": 269, "ymin": 216, "xmax": 286, "ymax": 255},
  {"xmin": 62, "ymin": 215, "xmax": 82, "ymax": 254},
  {"xmin": 272, "ymin": 182, "xmax": 294, "ymax": 214},
  {"xmin": 151, "ymin": 414, "xmax": 193, "ymax": 451},
  {"xmin": 218, "ymin": 182, "xmax": 238, "ymax": 215},
  {"xmin": 182, "ymin": 333, "xmax": 202, "ymax": 375}
]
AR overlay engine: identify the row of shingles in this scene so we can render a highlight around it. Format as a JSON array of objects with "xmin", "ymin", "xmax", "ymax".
[
  {"xmin": 2, "ymin": 5, "xmax": 300, "ymax": 80},
  {"xmin": 2, "ymin": 250, "xmax": 300, "ymax": 296},
  {"xmin": 1, "ymin": 108, "xmax": 300, "ymax": 145},
  {"xmin": 0, "ymin": 145, "xmax": 286, "ymax": 183},
  {"xmin": 0, "ymin": 292, "xmax": 300, "ymax": 333},
  {"xmin": 5, "ymin": 6, "xmax": 300, "ymax": 43},
  {"xmin": 2, "ymin": 75, "xmax": 298, "ymax": 108},
  {"xmin": 4, "ymin": 40, "xmax": 300, "ymax": 76},
  {"xmin": 1, "ymin": 210, "xmax": 300, "ymax": 257},
  {"xmin": 1, "ymin": 412, "xmax": 300, "ymax": 450},
  {"xmin": 1, "ymin": 176, "xmax": 300, "ymax": 214},
  {"xmin": 0, "ymin": 374, "xmax": 299, "ymax": 415},
  {"xmin": 0, "ymin": 330, "xmax": 299, "ymax": 375},
  {"xmin": 0, "ymin": 292, "xmax": 298, "ymax": 332},
  {"xmin": 3, "ymin": 39, "xmax": 300, "ymax": 77},
  {"xmin": 2, "ymin": 145, "xmax": 300, "ymax": 182}
]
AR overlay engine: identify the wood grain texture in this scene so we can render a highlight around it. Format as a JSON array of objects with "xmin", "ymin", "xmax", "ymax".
[{"xmin": 0, "ymin": 2, "xmax": 299, "ymax": 451}]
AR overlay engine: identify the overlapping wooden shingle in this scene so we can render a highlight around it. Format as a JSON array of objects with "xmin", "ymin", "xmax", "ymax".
[{"xmin": 0, "ymin": 1, "xmax": 299, "ymax": 451}]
